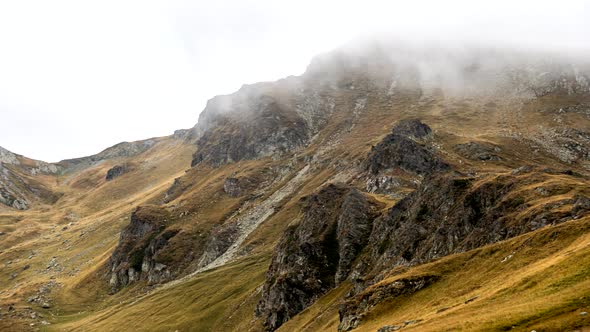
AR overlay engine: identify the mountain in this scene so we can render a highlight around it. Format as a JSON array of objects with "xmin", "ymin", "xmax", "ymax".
[
  {"xmin": 1, "ymin": 41, "xmax": 590, "ymax": 332},
  {"xmin": 0, "ymin": 146, "xmax": 61, "ymax": 210}
]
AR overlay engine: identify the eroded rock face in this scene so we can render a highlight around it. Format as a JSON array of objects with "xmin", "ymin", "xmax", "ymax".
[
  {"xmin": 454, "ymin": 141, "xmax": 502, "ymax": 161},
  {"xmin": 0, "ymin": 185, "xmax": 28, "ymax": 210},
  {"xmin": 256, "ymin": 183, "xmax": 383, "ymax": 331},
  {"xmin": 338, "ymin": 275, "xmax": 439, "ymax": 331},
  {"xmin": 365, "ymin": 119, "xmax": 449, "ymax": 176},
  {"xmin": 105, "ymin": 165, "xmax": 129, "ymax": 181},
  {"xmin": 355, "ymin": 172, "xmax": 580, "ymax": 278},
  {"xmin": 0, "ymin": 162, "xmax": 60, "ymax": 210},
  {"xmin": 0, "ymin": 146, "xmax": 20, "ymax": 165},
  {"xmin": 196, "ymin": 222, "xmax": 240, "ymax": 268},
  {"xmin": 338, "ymin": 170, "xmax": 590, "ymax": 328},
  {"xmin": 191, "ymin": 95, "xmax": 312, "ymax": 167},
  {"xmin": 258, "ymin": 167, "xmax": 589, "ymax": 330},
  {"xmin": 108, "ymin": 206, "xmax": 178, "ymax": 292}
]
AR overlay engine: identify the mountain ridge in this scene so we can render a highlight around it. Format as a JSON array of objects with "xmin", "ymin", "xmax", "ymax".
[{"xmin": 1, "ymin": 41, "xmax": 590, "ymax": 331}]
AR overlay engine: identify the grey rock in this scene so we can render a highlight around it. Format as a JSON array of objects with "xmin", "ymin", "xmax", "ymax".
[
  {"xmin": 108, "ymin": 206, "xmax": 180, "ymax": 292},
  {"xmin": 339, "ymin": 276, "xmax": 437, "ymax": 331},
  {"xmin": 256, "ymin": 183, "xmax": 383, "ymax": 331},
  {"xmin": 0, "ymin": 146, "xmax": 20, "ymax": 165},
  {"xmin": 197, "ymin": 222, "xmax": 240, "ymax": 268},
  {"xmin": 223, "ymin": 177, "xmax": 242, "ymax": 197},
  {"xmin": 365, "ymin": 120, "xmax": 449, "ymax": 175},
  {"xmin": 59, "ymin": 139, "xmax": 156, "ymax": 170},
  {"xmin": 391, "ymin": 119, "xmax": 432, "ymax": 139},
  {"xmin": 106, "ymin": 165, "xmax": 129, "ymax": 181}
]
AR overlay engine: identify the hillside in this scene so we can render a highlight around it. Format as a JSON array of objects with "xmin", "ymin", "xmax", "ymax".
[{"xmin": 1, "ymin": 42, "xmax": 590, "ymax": 332}]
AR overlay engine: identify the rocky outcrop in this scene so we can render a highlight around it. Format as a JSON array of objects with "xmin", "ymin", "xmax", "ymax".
[
  {"xmin": 196, "ymin": 222, "xmax": 240, "ymax": 268},
  {"xmin": 454, "ymin": 141, "xmax": 502, "ymax": 161},
  {"xmin": 355, "ymin": 172, "xmax": 586, "ymax": 279},
  {"xmin": 108, "ymin": 205, "xmax": 179, "ymax": 292},
  {"xmin": 365, "ymin": 119, "xmax": 449, "ymax": 175},
  {"xmin": 0, "ymin": 146, "xmax": 20, "ymax": 165},
  {"xmin": 389, "ymin": 119, "xmax": 432, "ymax": 139},
  {"xmin": 0, "ymin": 162, "xmax": 60, "ymax": 210},
  {"xmin": 0, "ymin": 146, "xmax": 62, "ymax": 209},
  {"xmin": 529, "ymin": 127, "xmax": 590, "ymax": 166},
  {"xmin": 338, "ymin": 275, "xmax": 439, "ymax": 331},
  {"xmin": 335, "ymin": 170, "xmax": 590, "ymax": 329},
  {"xmin": 191, "ymin": 96, "xmax": 311, "ymax": 167},
  {"xmin": 189, "ymin": 75, "xmax": 337, "ymax": 168},
  {"xmin": 256, "ymin": 183, "xmax": 383, "ymax": 331},
  {"xmin": 59, "ymin": 139, "xmax": 157, "ymax": 171},
  {"xmin": 257, "ymin": 167, "xmax": 589, "ymax": 330},
  {"xmin": 223, "ymin": 178, "xmax": 241, "ymax": 197},
  {"xmin": 105, "ymin": 165, "xmax": 129, "ymax": 181},
  {"xmin": 0, "ymin": 185, "xmax": 28, "ymax": 210}
]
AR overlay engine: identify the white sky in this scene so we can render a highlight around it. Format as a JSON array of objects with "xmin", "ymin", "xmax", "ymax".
[{"xmin": 0, "ymin": 0, "xmax": 588, "ymax": 162}]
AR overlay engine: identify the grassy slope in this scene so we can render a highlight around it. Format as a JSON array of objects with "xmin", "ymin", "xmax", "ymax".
[{"xmin": 0, "ymin": 138, "xmax": 194, "ymax": 331}]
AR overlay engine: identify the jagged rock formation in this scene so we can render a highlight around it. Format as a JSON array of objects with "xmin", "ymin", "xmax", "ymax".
[
  {"xmin": 365, "ymin": 119, "xmax": 449, "ymax": 176},
  {"xmin": 105, "ymin": 165, "xmax": 129, "ymax": 181},
  {"xmin": 256, "ymin": 183, "xmax": 383, "ymax": 331},
  {"xmin": 337, "ymin": 169, "xmax": 590, "ymax": 330},
  {"xmin": 190, "ymin": 88, "xmax": 330, "ymax": 167},
  {"xmin": 356, "ymin": 171, "xmax": 581, "ymax": 276},
  {"xmin": 0, "ymin": 147, "xmax": 20, "ymax": 165},
  {"xmin": 258, "ymin": 159, "xmax": 590, "ymax": 330},
  {"xmin": 108, "ymin": 205, "xmax": 178, "ymax": 292},
  {"xmin": 0, "ymin": 181, "xmax": 28, "ymax": 210},
  {"xmin": 191, "ymin": 99, "xmax": 309, "ymax": 166}
]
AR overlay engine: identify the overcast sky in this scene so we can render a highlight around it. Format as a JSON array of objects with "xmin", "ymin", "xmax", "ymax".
[{"xmin": 0, "ymin": 0, "xmax": 588, "ymax": 162}]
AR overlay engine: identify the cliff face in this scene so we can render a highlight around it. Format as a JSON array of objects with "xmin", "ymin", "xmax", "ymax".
[
  {"xmin": 357, "ymin": 170, "xmax": 587, "ymax": 276},
  {"xmin": 338, "ymin": 170, "xmax": 590, "ymax": 330},
  {"xmin": 256, "ymin": 183, "xmax": 383, "ymax": 331},
  {"xmin": 190, "ymin": 79, "xmax": 335, "ymax": 167},
  {"xmin": 191, "ymin": 96, "xmax": 311, "ymax": 166},
  {"xmin": 108, "ymin": 206, "xmax": 178, "ymax": 292}
]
